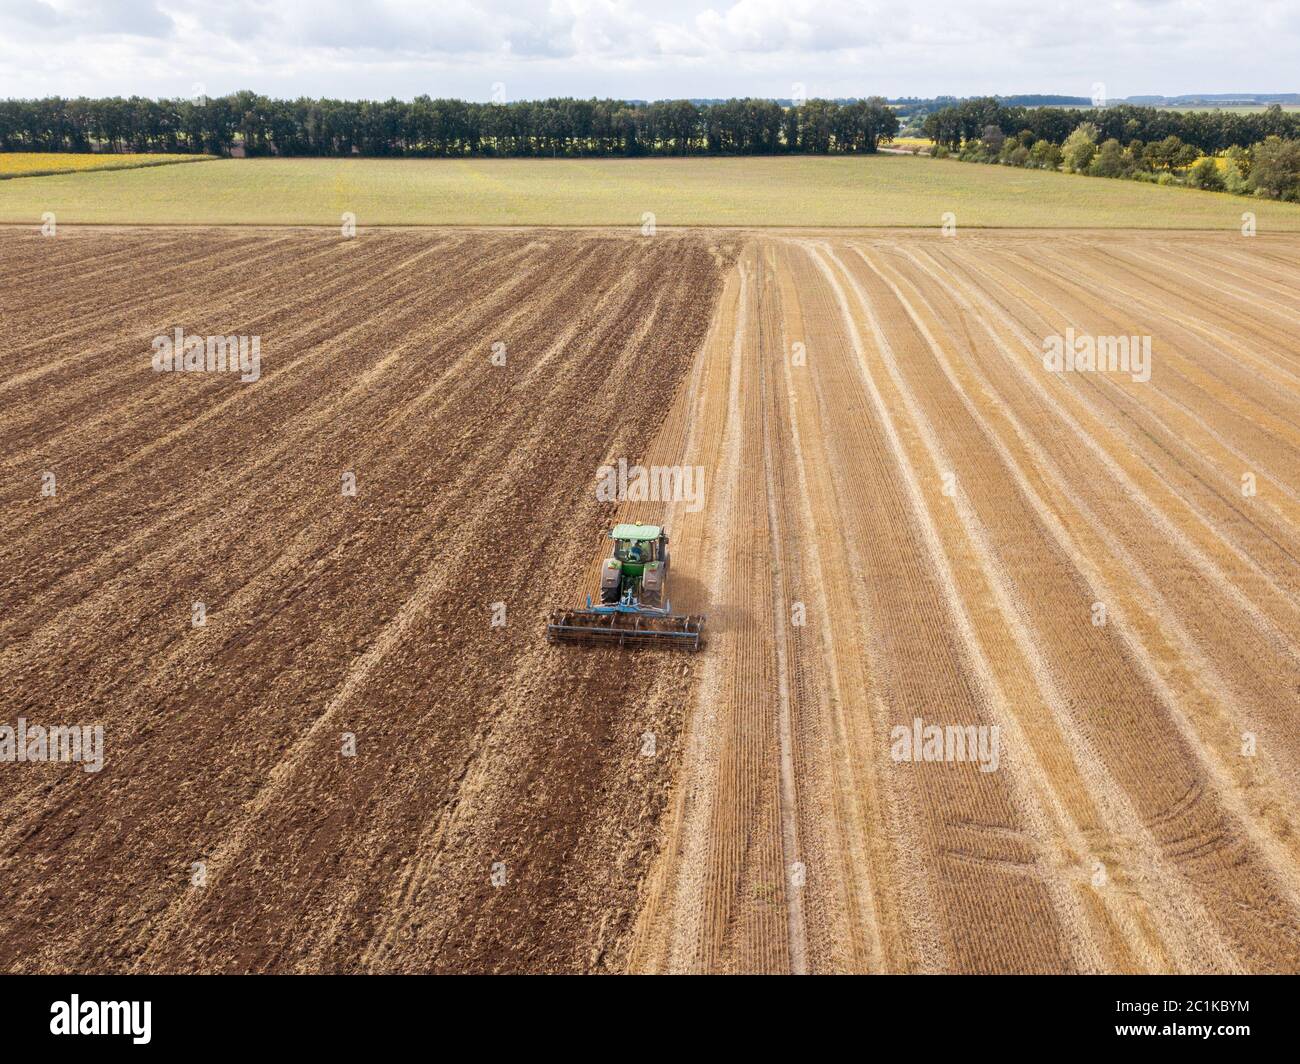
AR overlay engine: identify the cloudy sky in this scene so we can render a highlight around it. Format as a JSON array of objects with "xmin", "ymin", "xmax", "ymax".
[{"xmin": 1, "ymin": 0, "xmax": 1296, "ymax": 101}]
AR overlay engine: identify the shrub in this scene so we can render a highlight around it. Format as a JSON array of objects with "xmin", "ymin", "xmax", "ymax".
[
  {"xmin": 1225, "ymin": 144, "xmax": 1251, "ymax": 179},
  {"xmin": 959, "ymin": 140, "xmax": 995, "ymax": 163},
  {"xmin": 1187, "ymin": 157, "xmax": 1226, "ymax": 192}
]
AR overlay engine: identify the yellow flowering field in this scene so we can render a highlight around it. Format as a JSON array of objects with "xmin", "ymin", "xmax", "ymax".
[
  {"xmin": 0, "ymin": 152, "xmax": 215, "ymax": 179},
  {"xmin": 889, "ymin": 136, "xmax": 934, "ymax": 151}
]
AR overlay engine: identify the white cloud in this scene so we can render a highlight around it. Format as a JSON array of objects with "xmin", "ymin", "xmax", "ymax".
[{"xmin": 0, "ymin": 0, "xmax": 1293, "ymax": 100}]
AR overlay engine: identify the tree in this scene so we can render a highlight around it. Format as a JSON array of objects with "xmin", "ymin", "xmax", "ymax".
[
  {"xmin": 1030, "ymin": 139, "xmax": 1062, "ymax": 170},
  {"xmin": 1144, "ymin": 135, "xmax": 1185, "ymax": 171},
  {"xmin": 1088, "ymin": 138, "xmax": 1127, "ymax": 178},
  {"xmin": 1061, "ymin": 122, "xmax": 1099, "ymax": 172},
  {"xmin": 1247, "ymin": 136, "xmax": 1300, "ymax": 201},
  {"xmin": 1173, "ymin": 142, "xmax": 1200, "ymax": 170},
  {"xmin": 831, "ymin": 98, "xmax": 896, "ymax": 152},
  {"xmin": 799, "ymin": 99, "xmax": 836, "ymax": 152}
]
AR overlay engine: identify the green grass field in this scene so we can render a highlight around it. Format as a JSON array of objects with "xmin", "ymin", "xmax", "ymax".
[
  {"xmin": 1155, "ymin": 104, "xmax": 1300, "ymax": 113},
  {"xmin": 2, "ymin": 155, "xmax": 1298, "ymax": 229}
]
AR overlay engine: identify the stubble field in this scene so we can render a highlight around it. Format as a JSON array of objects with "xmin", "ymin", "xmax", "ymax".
[{"xmin": 2, "ymin": 224, "xmax": 1298, "ymax": 972}]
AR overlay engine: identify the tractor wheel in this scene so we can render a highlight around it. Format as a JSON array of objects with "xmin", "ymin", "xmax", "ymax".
[{"xmin": 601, "ymin": 583, "xmax": 620, "ymax": 605}]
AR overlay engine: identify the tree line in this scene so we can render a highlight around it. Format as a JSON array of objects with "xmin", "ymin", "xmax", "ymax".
[
  {"xmin": 923, "ymin": 98, "xmax": 1300, "ymax": 155},
  {"xmin": 0, "ymin": 93, "xmax": 899, "ymax": 157},
  {"xmin": 923, "ymin": 99, "xmax": 1300, "ymax": 202}
]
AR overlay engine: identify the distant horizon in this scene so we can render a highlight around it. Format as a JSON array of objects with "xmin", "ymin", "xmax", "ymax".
[{"xmin": 2, "ymin": 91, "xmax": 1297, "ymax": 106}]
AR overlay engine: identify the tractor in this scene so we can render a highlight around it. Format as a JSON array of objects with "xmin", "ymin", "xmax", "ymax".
[{"xmin": 546, "ymin": 522, "xmax": 704, "ymax": 650}]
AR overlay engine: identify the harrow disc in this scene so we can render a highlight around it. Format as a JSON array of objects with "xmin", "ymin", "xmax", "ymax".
[{"xmin": 545, "ymin": 608, "xmax": 705, "ymax": 651}]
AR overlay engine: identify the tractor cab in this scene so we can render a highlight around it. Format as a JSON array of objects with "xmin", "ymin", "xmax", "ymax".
[
  {"xmin": 610, "ymin": 522, "xmax": 665, "ymax": 566},
  {"xmin": 603, "ymin": 522, "xmax": 670, "ymax": 604}
]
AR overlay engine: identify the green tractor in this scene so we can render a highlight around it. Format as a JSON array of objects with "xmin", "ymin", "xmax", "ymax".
[{"xmin": 546, "ymin": 522, "xmax": 704, "ymax": 651}]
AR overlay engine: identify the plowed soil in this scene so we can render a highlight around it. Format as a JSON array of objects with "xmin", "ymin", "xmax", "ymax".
[
  {"xmin": 0, "ymin": 227, "xmax": 736, "ymax": 972},
  {"xmin": 3, "ymin": 226, "xmax": 1299, "ymax": 973}
]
